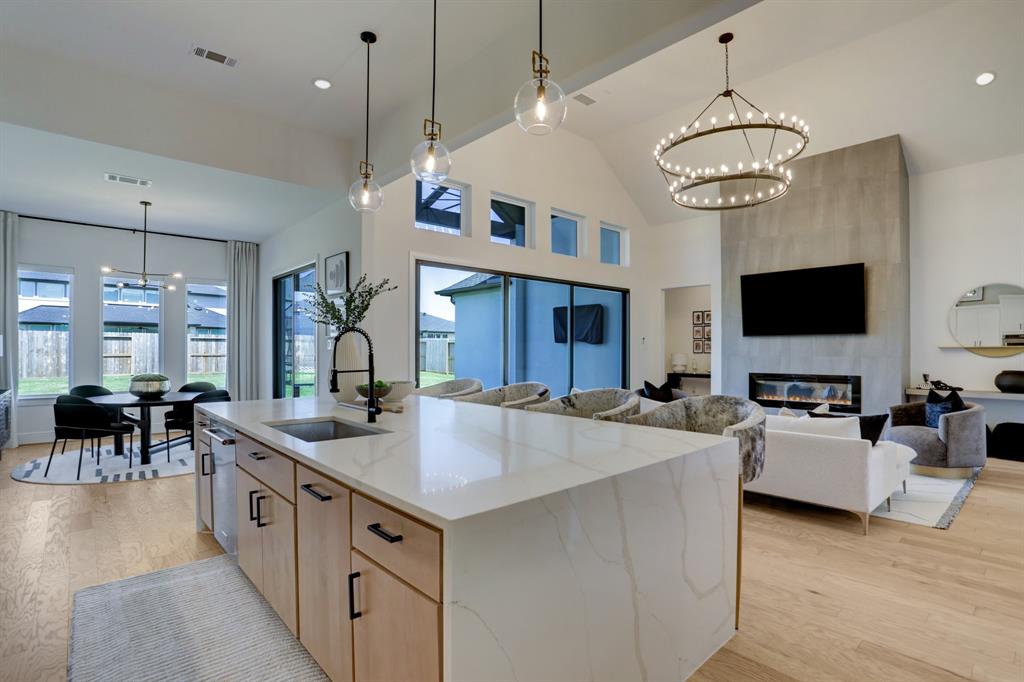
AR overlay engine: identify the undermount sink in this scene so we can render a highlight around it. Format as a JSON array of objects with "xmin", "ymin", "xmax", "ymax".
[{"xmin": 265, "ymin": 418, "xmax": 387, "ymax": 443}]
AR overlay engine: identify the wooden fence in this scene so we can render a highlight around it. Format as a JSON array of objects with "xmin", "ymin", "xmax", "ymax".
[
  {"xmin": 103, "ymin": 332, "xmax": 160, "ymax": 377},
  {"xmin": 188, "ymin": 333, "xmax": 227, "ymax": 375},
  {"xmin": 419, "ymin": 338, "xmax": 455, "ymax": 374},
  {"xmin": 18, "ymin": 330, "xmax": 70, "ymax": 378}
]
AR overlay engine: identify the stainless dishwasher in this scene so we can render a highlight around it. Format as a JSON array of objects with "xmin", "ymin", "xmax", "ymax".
[{"xmin": 203, "ymin": 421, "xmax": 237, "ymax": 556}]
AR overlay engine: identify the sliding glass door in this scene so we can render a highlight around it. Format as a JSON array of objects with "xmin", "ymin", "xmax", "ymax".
[
  {"xmin": 416, "ymin": 261, "xmax": 628, "ymax": 393},
  {"xmin": 273, "ymin": 265, "xmax": 316, "ymax": 398}
]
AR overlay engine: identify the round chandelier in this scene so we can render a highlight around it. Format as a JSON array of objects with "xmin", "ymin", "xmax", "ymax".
[{"xmin": 654, "ymin": 33, "xmax": 810, "ymax": 211}]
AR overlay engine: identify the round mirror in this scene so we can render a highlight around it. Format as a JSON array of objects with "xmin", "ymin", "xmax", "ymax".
[{"xmin": 947, "ymin": 283, "xmax": 1024, "ymax": 357}]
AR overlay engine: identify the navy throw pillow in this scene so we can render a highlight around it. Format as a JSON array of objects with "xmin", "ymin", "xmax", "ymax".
[
  {"xmin": 924, "ymin": 389, "xmax": 965, "ymax": 428},
  {"xmin": 643, "ymin": 380, "xmax": 676, "ymax": 403}
]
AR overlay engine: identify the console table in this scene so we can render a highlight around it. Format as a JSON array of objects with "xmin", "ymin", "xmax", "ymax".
[
  {"xmin": 669, "ymin": 372, "xmax": 712, "ymax": 396},
  {"xmin": 0, "ymin": 388, "xmax": 11, "ymax": 460}
]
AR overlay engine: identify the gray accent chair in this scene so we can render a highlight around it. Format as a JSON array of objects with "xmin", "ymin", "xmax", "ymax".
[
  {"xmin": 886, "ymin": 401, "xmax": 986, "ymax": 470},
  {"xmin": 525, "ymin": 388, "xmax": 640, "ymax": 423},
  {"xmin": 627, "ymin": 394, "xmax": 766, "ymax": 483},
  {"xmin": 414, "ymin": 378, "xmax": 483, "ymax": 399},
  {"xmin": 453, "ymin": 382, "xmax": 550, "ymax": 409}
]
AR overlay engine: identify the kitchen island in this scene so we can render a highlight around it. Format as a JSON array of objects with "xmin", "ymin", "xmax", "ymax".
[{"xmin": 195, "ymin": 395, "xmax": 739, "ymax": 681}]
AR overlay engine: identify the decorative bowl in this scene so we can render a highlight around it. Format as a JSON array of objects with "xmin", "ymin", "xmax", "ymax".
[
  {"xmin": 381, "ymin": 380, "xmax": 415, "ymax": 402},
  {"xmin": 129, "ymin": 373, "xmax": 171, "ymax": 398},
  {"xmin": 356, "ymin": 382, "xmax": 392, "ymax": 400},
  {"xmin": 994, "ymin": 370, "xmax": 1024, "ymax": 394}
]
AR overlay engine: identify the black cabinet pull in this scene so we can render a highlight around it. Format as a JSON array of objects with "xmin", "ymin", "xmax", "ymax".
[
  {"xmin": 348, "ymin": 571, "xmax": 362, "ymax": 620},
  {"xmin": 367, "ymin": 522, "xmax": 403, "ymax": 544},
  {"xmin": 300, "ymin": 483, "xmax": 332, "ymax": 502},
  {"xmin": 248, "ymin": 489, "xmax": 258, "ymax": 521},
  {"xmin": 248, "ymin": 452, "xmax": 268, "ymax": 461},
  {"xmin": 200, "ymin": 451, "xmax": 209, "ymax": 476},
  {"xmin": 255, "ymin": 495, "xmax": 267, "ymax": 528}
]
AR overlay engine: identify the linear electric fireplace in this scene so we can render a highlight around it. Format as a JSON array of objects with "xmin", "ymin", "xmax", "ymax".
[{"xmin": 749, "ymin": 373, "xmax": 862, "ymax": 414}]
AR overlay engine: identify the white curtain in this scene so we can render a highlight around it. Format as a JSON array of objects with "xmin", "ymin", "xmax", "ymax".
[
  {"xmin": 1, "ymin": 212, "xmax": 19, "ymax": 448},
  {"xmin": 227, "ymin": 240, "xmax": 259, "ymax": 401}
]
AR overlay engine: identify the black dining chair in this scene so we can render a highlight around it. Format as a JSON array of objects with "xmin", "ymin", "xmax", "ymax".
[
  {"xmin": 163, "ymin": 388, "xmax": 230, "ymax": 461},
  {"xmin": 48, "ymin": 395, "xmax": 136, "ymax": 480}
]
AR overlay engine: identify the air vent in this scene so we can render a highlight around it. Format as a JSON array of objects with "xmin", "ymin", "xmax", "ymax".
[
  {"xmin": 105, "ymin": 173, "xmax": 152, "ymax": 188},
  {"xmin": 191, "ymin": 44, "xmax": 238, "ymax": 68},
  {"xmin": 573, "ymin": 93, "xmax": 597, "ymax": 106}
]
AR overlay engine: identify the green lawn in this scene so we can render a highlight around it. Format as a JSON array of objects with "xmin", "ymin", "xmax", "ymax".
[
  {"xmin": 418, "ymin": 371, "xmax": 454, "ymax": 388},
  {"xmin": 17, "ymin": 373, "xmax": 226, "ymax": 397}
]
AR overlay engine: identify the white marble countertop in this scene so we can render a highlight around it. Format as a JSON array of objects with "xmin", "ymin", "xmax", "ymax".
[{"xmin": 198, "ymin": 396, "xmax": 736, "ymax": 526}]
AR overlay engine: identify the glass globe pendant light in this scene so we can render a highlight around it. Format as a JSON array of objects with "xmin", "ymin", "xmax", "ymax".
[
  {"xmin": 410, "ymin": 0, "xmax": 452, "ymax": 182},
  {"xmin": 349, "ymin": 31, "xmax": 383, "ymax": 213},
  {"xmin": 513, "ymin": 0, "xmax": 566, "ymax": 135}
]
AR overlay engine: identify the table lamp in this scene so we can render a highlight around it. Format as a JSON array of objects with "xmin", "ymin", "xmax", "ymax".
[{"xmin": 671, "ymin": 353, "xmax": 686, "ymax": 372}]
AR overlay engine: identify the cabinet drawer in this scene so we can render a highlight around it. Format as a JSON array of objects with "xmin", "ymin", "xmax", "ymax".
[
  {"xmin": 352, "ymin": 493, "xmax": 441, "ymax": 601},
  {"xmin": 236, "ymin": 433, "xmax": 295, "ymax": 503}
]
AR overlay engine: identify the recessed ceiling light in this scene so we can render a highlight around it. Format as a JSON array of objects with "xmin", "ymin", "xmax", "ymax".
[
  {"xmin": 975, "ymin": 72, "xmax": 995, "ymax": 86},
  {"xmin": 313, "ymin": 78, "xmax": 332, "ymax": 90}
]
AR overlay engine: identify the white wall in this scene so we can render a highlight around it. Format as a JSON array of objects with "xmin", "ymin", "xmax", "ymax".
[
  {"xmin": 360, "ymin": 124, "xmax": 658, "ymax": 390},
  {"xmin": 664, "ymin": 285, "xmax": 712, "ymax": 374},
  {"xmin": 257, "ymin": 198, "xmax": 360, "ymax": 400},
  {"xmin": 910, "ymin": 153, "xmax": 1024, "ymax": 423},
  {"xmin": 14, "ymin": 217, "xmax": 227, "ymax": 442}
]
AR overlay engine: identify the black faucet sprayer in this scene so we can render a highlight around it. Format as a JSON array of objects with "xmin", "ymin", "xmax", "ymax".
[{"xmin": 329, "ymin": 327, "xmax": 383, "ymax": 423}]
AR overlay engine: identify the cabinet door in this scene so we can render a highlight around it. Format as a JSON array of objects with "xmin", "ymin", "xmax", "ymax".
[
  {"xmin": 955, "ymin": 307, "xmax": 980, "ymax": 346},
  {"xmin": 1000, "ymin": 295, "xmax": 1024, "ymax": 333},
  {"xmin": 235, "ymin": 465, "xmax": 263, "ymax": 591},
  {"xmin": 297, "ymin": 467, "xmax": 353, "ymax": 682},
  {"xmin": 352, "ymin": 552, "xmax": 440, "ymax": 682},
  {"xmin": 978, "ymin": 306, "xmax": 1002, "ymax": 346},
  {"xmin": 197, "ymin": 440, "xmax": 214, "ymax": 531},
  {"xmin": 260, "ymin": 488, "xmax": 298, "ymax": 635}
]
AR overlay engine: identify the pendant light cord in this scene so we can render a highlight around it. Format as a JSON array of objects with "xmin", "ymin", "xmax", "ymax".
[
  {"xmin": 430, "ymin": 0, "xmax": 437, "ymax": 126},
  {"xmin": 724, "ymin": 41, "xmax": 730, "ymax": 91},
  {"xmin": 538, "ymin": 0, "xmax": 543, "ymax": 55},
  {"xmin": 142, "ymin": 203, "xmax": 148, "ymax": 277},
  {"xmin": 364, "ymin": 38, "xmax": 371, "ymax": 164}
]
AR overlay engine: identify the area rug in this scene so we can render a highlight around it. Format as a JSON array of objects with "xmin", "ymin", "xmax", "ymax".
[
  {"xmin": 70, "ymin": 555, "xmax": 326, "ymax": 681},
  {"xmin": 870, "ymin": 470, "xmax": 981, "ymax": 529},
  {"xmin": 10, "ymin": 441, "xmax": 194, "ymax": 485}
]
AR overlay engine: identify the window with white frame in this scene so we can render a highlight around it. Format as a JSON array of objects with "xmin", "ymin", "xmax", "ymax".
[
  {"xmin": 490, "ymin": 195, "xmax": 530, "ymax": 247},
  {"xmin": 551, "ymin": 211, "xmax": 581, "ymax": 257},
  {"xmin": 17, "ymin": 268, "xmax": 72, "ymax": 396},
  {"xmin": 186, "ymin": 283, "xmax": 228, "ymax": 388},
  {"xmin": 600, "ymin": 224, "xmax": 627, "ymax": 266},
  {"xmin": 415, "ymin": 180, "xmax": 464, "ymax": 235},
  {"xmin": 102, "ymin": 276, "xmax": 162, "ymax": 390}
]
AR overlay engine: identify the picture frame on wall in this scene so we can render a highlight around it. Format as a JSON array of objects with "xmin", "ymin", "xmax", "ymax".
[
  {"xmin": 693, "ymin": 326, "xmax": 703, "ymax": 340},
  {"xmin": 692, "ymin": 310, "xmax": 704, "ymax": 325},
  {"xmin": 325, "ymin": 251, "xmax": 350, "ymax": 295},
  {"xmin": 704, "ymin": 325, "xmax": 712, "ymax": 340},
  {"xmin": 693, "ymin": 339, "xmax": 703, "ymax": 354},
  {"xmin": 703, "ymin": 310, "xmax": 712, "ymax": 323},
  {"xmin": 702, "ymin": 340, "xmax": 712, "ymax": 354}
]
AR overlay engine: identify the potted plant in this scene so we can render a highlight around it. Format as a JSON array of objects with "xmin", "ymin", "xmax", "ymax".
[
  {"xmin": 129, "ymin": 373, "xmax": 171, "ymax": 398},
  {"xmin": 304, "ymin": 274, "xmax": 397, "ymax": 401}
]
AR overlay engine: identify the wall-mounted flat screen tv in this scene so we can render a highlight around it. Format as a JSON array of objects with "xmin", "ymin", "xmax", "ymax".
[{"xmin": 740, "ymin": 263, "xmax": 866, "ymax": 336}]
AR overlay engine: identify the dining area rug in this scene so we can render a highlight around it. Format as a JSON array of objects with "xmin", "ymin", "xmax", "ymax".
[
  {"xmin": 10, "ymin": 441, "xmax": 195, "ymax": 485},
  {"xmin": 70, "ymin": 555, "xmax": 326, "ymax": 681}
]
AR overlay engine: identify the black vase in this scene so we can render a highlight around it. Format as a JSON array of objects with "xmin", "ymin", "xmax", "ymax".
[{"xmin": 994, "ymin": 370, "xmax": 1024, "ymax": 394}]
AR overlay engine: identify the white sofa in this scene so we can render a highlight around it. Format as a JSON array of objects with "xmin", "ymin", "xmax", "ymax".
[{"xmin": 744, "ymin": 415, "xmax": 915, "ymax": 534}]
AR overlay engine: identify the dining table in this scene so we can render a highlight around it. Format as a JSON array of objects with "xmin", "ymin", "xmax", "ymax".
[{"xmin": 86, "ymin": 391, "xmax": 202, "ymax": 465}]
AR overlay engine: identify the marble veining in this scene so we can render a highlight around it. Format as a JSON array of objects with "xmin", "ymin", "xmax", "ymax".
[{"xmin": 199, "ymin": 396, "xmax": 734, "ymax": 526}]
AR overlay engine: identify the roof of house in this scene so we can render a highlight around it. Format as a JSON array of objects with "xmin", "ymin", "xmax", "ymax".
[
  {"xmin": 434, "ymin": 273, "xmax": 502, "ymax": 297},
  {"xmin": 18, "ymin": 304, "xmax": 227, "ymax": 328},
  {"xmin": 419, "ymin": 312, "xmax": 454, "ymax": 333}
]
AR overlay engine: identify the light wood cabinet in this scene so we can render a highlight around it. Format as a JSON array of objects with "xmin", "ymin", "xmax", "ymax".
[
  {"xmin": 197, "ymin": 439, "xmax": 213, "ymax": 531},
  {"xmin": 235, "ymin": 464, "xmax": 298, "ymax": 635},
  {"xmin": 352, "ymin": 493, "xmax": 441, "ymax": 601},
  {"xmin": 297, "ymin": 466, "xmax": 353, "ymax": 682},
  {"xmin": 352, "ymin": 551, "xmax": 440, "ymax": 682}
]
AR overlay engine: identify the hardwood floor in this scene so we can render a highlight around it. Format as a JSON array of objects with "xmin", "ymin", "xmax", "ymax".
[{"xmin": 1, "ymin": 442, "xmax": 1021, "ymax": 681}]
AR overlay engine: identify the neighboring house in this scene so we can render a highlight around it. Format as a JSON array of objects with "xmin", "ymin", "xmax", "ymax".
[
  {"xmin": 435, "ymin": 274, "xmax": 504, "ymax": 387},
  {"xmin": 419, "ymin": 312, "xmax": 454, "ymax": 340}
]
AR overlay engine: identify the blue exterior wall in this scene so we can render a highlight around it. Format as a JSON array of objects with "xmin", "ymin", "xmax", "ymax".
[
  {"xmin": 508, "ymin": 279, "xmax": 570, "ymax": 396},
  {"xmin": 450, "ymin": 287, "xmax": 503, "ymax": 388},
  {"xmin": 572, "ymin": 287, "xmax": 625, "ymax": 390}
]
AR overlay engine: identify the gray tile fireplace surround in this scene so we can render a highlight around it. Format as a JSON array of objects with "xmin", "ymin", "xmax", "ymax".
[{"xmin": 721, "ymin": 136, "xmax": 910, "ymax": 416}]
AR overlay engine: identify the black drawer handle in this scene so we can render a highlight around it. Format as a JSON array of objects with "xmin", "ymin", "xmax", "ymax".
[
  {"xmin": 367, "ymin": 522, "xmax": 403, "ymax": 544},
  {"xmin": 255, "ymin": 495, "xmax": 267, "ymax": 528},
  {"xmin": 348, "ymin": 571, "xmax": 362, "ymax": 620},
  {"xmin": 248, "ymin": 452, "xmax": 268, "ymax": 461},
  {"xmin": 248, "ymin": 489, "xmax": 258, "ymax": 521},
  {"xmin": 300, "ymin": 483, "xmax": 332, "ymax": 502},
  {"xmin": 200, "ymin": 451, "xmax": 209, "ymax": 476}
]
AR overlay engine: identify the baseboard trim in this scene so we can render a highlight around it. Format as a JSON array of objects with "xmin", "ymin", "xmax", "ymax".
[{"xmin": 910, "ymin": 464, "xmax": 978, "ymax": 479}]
